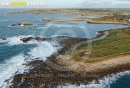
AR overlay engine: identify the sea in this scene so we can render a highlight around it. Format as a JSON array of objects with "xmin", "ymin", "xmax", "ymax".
[{"xmin": 0, "ymin": 8, "xmax": 130, "ymax": 88}]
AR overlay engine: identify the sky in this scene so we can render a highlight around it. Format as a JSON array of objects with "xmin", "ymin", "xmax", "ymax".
[{"xmin": 1, "ymin": 0, "xmax": 130, "ymax": 8}]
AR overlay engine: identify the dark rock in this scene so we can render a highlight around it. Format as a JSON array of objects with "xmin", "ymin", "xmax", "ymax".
[
  {"xmin": 11, "ymin": 24, "xmax": 17, "ymax": 26},
  {"xmin": 20, "ymin": 37, "xmax": 33, "ymax": 43},
  {"xmin": 12, "ymin": 22, "xmax": 33, "ymax": 27},
  {"xmin": 20, "ymin": 37, "xmax": 46, "ymax": 43},
  {"xmin": 34, "ymin": 37, "xmax": 45, "ymax": 42},
  {"xmin": 1, "ymin": 38, "xmax": 7, "ymax": 40},
  {"xmin": 18, "ymin": 22, "xmax": 32, "ymax": 26}
]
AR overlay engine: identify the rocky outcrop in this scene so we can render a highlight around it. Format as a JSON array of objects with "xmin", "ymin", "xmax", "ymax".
[
  {"xmin": 20, "ymin": 37, "xmax": 46, "ymax": 43},
  {"xmin": 20, "ymin": 37, "xmax": 33, "ymax": 42},
  {"xmin": 0, "ymin": 38, "xmax": 7, "ymax": 43},
  {"xmin": 12, "ymin": 22, "xmax": 33, "ymax": 26},
  {"xmin": 35, "ymin": 37, "xmax": 45, "ymax": 42},
  {"xmin": 1, "ymin": 38, "xmax": 7, "ymax": 40}
]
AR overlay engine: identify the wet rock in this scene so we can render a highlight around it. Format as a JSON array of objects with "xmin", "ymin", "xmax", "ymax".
[
  {"xmin": 96, "ymin": 31, "xmax": 105, "ymax": 38},
  {"xmin": 20, "ymin": 37, "xmax": 33, "ymax": 43},
  {"xmin": 20, "ymin": 37, "xmax": 46, "ymax": 43},
  {"xmin": 24, "ymin": 60, "xmax": 43, "ymax": 67},
  {"xmin": 12, "ymin": 22, "xmax": 33, "ymax": 27},
  {"xmin": 0, "ymin": 38, "xmax": 7, "ymax": 44},
  {"xmin": 11, "ymin": 24, "xmax": 17, "ymax": 26},
  {"xmin": 34, "ymin": 37, "xmax": 45, "ymax": 42},
  {"xmin": 1, "ymin": 38, "xmax": 7, "ymax": 40},
  {"xmin": 18, "ymin": 22, "xmax": 33, "ymax": 26}
]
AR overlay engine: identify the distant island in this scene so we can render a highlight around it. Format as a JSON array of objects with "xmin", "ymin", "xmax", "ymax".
[{"xmin": 43, "ymin": 13, "xmax": 130, "ymax": 25}]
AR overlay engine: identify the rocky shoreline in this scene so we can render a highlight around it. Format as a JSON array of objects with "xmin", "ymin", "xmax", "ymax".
[
  {"xmin": 10, "ymin": 37, "xmax": 88, "ymax": 88},
  {"xmin": 43, "ymin": 17, "xmax": 130, "ymax": 25},
  {"xmin": 8, "ymin": 33, "xmax": 130, "ymax": 88},
  {"xmin": 11, "ymin": 56, "xmax": 130, "ymax": 88}
]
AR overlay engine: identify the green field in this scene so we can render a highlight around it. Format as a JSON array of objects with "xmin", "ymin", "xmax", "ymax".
[{"xmin": 73, "ymin": 27, "xmax": 130, "ymax": 63}]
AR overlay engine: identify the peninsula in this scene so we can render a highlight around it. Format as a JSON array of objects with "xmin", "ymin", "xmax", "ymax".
[{"xmin": 11, "ymin": 27, "xmax": 130, "ymax": 88}]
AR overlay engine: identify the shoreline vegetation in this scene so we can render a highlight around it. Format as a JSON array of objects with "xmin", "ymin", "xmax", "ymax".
[{"xmin": 6, "ymin": 9, "xmax": 130, "ymax": 87}]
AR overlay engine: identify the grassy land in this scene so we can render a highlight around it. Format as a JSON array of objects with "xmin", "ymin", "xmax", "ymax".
[
  {"xmin": 73, "ymin": 27, "xmax": 130, "ymax": 63},
  {"xmin": 89, "ymin": 15, "xmax": 130, "ymax": 24}
]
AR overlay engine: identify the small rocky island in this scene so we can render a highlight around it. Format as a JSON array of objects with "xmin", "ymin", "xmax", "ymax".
[{"xmin": 11, "ymin": 22, "xmax": 33, "ymax": 26}]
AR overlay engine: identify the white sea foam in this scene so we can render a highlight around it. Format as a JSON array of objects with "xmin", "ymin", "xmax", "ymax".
[
  {"xmin": 7, "ymin": 35, "xmax": 34, "ymax": 45},
  {"xmin": 85, "ymin": 71, "xmax": 130, "ymax": 88},
  {"xmin": 0, "ymin": 35, "xmax": 40, "ymax": 46},
  {"xmin": 0, "ymin": 54, "xmax": 25, "ymax": 88},
  {"xmin": 28, "ymin": 40, "xmax": 61, "ymax": 61},
  {"xmin": 57, "ymin": 71, "xmax": 130, "ymax": 88},
  {"xmin": 0, "ymin": 36, "xmax": 61, "ymax": 87},
  {"xmin": 0, "ymin": 39, "xmax": 8, "ymax": 44}
]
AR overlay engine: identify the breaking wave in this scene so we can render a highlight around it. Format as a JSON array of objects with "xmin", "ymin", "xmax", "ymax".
[
  {"xmin": 57, "ymin": 71, "xmax": 130, "ymax": 88},
  {"xmin": 0, "ymin": 36, "xmax": 61, "ymax": 88}
]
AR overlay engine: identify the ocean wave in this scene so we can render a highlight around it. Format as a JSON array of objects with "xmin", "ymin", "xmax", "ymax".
[
  {"xmin": 0, "ymin": 35, "xmax": 70, "ymax": 46},
  {"xmin": 58, "ymin": 71, "xmax": 130, "ymax": 88},
  {"xmin": 0, "ymin": 37, "xmax": 61, "ymax": 87},
  {"xmin": 28, "ymin": 40, "xmax": 61, "ymax": 61},
  {"xmin": 0, "ymin": 54, "xmax": 25, "ymax": 88},
  {"xmin": 7, "ymin": 36, "xmax": 34, "ymax": 45},
  {"xmin": 86, "ymin": 71, "xmax": 130, "ymax": 88},
  {"xmin": 0, "ymin": 35, "xmax": 40, "ymax": 46}
]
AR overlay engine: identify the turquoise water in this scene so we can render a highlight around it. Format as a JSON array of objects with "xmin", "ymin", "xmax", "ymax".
[{"xmin": 0, "ymin": 8, "xmax": 130, "ymax": 88}]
